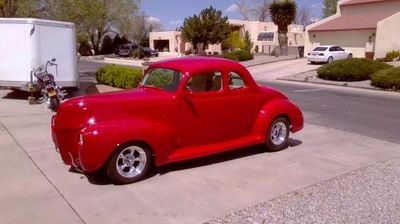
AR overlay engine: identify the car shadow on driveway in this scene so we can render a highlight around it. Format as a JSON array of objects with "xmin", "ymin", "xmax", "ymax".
[
  {"xmin": 81, "ymin": 138, "xmax": 302, "ymax": 185},
  {"xmin": 158, "ymin": 138, "xmax": 303, "ymax": 175}
]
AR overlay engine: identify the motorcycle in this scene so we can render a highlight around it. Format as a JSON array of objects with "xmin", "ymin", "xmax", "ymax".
[{"xmin": 33, "ymin": 58, "xmax": 66, "ymax": 112}]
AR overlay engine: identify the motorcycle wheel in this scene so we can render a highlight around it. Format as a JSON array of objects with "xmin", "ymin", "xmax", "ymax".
[{"xmin": 50, "ymin": 97, "xmax": 60, "ymax": 112}]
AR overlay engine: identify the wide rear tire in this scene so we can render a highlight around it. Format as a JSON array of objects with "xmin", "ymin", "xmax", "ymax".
[{"xmin": 265, "ymin": 117, "xmax": 290, "ymax": 151}]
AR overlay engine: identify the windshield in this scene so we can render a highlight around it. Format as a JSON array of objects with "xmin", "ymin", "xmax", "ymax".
[
  {"xmin": 141, "ymin": 68, "xmax": 182, "ymax": 92},
  {"xmin": 313, "ymin": 47, "xmax": 328, "ymax": 51}
]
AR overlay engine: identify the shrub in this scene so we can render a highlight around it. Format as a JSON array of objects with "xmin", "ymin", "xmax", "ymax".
[
  {"xmin": 317, "ymin": 58, "xmax": 393, "ymax": 81},
  {"xmin": 233, "ymin": 50, "xmax": 254, "ymax": 61},
  {"xmin": 96, "ymin": 65, "xmax": 143, "ymax": 89},
  {"xmin": 131, "ymin": 48, "xmax": 145, "ymax": 59},
  {"xmin": 218, "ymin": 50, "xmax": 254, "ymax": 61},
  {"xmin": 371, "ymin": 67, "xmax": 400, "ymax": 90},
  {"xmin": 384, "ymin": 50, "xmax": 400, "ymax": 62}
]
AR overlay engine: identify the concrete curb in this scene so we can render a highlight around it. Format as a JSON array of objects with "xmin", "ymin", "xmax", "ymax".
[
  {"xmin": 241, "ymin": 56, "xmax": 299, "ymax": 68},
  {"xmin": 277, "ymin": 70, "xmax": 400, "ymax": 94}
]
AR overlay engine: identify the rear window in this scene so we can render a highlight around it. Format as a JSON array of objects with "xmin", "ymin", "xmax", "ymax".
[{"xmin": 313, "ymin": 47, "xmax": 327, "ymax": 51}]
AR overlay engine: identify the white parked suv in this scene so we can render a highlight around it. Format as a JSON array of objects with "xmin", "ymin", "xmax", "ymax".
[{"xmin": 307, "ymin": 45, "xmax": 352, "ymax": 64}]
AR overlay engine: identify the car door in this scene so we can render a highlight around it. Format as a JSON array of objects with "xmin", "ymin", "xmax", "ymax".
[
  {"xmin": 177, "ymin": 70, "xmax": 230, "ymax": 148},
  {"xmin": 328, "ymin": 47, "xmax": 339, "ymax": 60},
  {"xmin": 223, "ymin": 71, "xmax": 265, "ymax": 140},
  {"xmin": 336, "ymin": 46, "xmax": 347, "ymax": 59}
]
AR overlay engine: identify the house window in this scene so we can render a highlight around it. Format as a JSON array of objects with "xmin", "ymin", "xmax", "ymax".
[{"xmin": 257, "ymin": 32, "xmax": 274, "ymax": 41}]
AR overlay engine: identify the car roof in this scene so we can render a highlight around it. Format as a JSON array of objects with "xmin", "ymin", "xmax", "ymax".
[
  {"xmin": 149, "ymin": 56, "xmax": 257, "ymax": 87},
  {"xmin": 150, "ymin": 56, "xmax": 240, "ymax": 73}
]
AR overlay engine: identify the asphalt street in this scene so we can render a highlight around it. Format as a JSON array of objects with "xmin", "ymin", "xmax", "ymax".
[{"xmin": 264, "ymin": 81, "xmax": 400, "ymax": 144}]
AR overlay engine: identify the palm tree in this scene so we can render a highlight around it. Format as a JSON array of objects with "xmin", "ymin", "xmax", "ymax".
[{"xmin": 269, "ymin": 0, "xmax": 296, "ymax": 55}]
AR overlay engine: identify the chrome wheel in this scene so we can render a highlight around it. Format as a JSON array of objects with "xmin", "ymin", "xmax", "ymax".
[
  {"xmin": 116, "ymin": 146, "xmax": 147, "ymax": 178},
  {"xmin": 270, "ymin": 121, "xmax": 287, "ymax": 145}
]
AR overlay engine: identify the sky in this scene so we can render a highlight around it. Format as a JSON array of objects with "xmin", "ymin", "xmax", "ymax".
[{"xmin": 141, "ymin": 0, "xmax": 324, "ymax": 31}]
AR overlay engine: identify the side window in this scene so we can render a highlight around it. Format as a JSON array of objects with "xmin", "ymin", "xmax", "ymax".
[
  {"xmin": 329, "ymin": 47, "xmax": 335, "ymax": 52},
  {"xmin": 186, "ymin": 71, "xmax": 222, "ymax": 93},
  {"xmin": 228, "ymin": 72, "xmax": 246, "ymax": 90}
]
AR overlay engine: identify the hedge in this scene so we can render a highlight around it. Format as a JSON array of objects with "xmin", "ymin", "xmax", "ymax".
[
  {"xmin": 371, "ymin": 67, "xmax": 400, "ymax": 90},
  {"xmin": 218, "ymin": 50, "xmax": 254, "ymax": 61},
  {"xmin": 96, "ymin": 65, "xmax": 143, "ymax": 89},
  {"xmin": 317, "ymin": 58, "xmax": 392, "ymax": 81}
]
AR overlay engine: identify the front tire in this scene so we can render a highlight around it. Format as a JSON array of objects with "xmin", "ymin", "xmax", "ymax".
[
  {"xmin": 265, "ymin": 117, "xmax": 290, "ymax": 151},
  {"xmin": 106, "ymin": 144, "xmax": 152, "ymax": 184},
  {"xmin": 327, "ymin": 56, "xmax": 333, "ymax": 63},
  {"xmin": 347, "ymin": 54, "xmax": 353, "ymax": 60}
]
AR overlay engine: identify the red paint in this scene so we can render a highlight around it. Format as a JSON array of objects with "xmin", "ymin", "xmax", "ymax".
[{"xmin": 52, "ymin": 57, "xmax": 303, "ymax": 172}]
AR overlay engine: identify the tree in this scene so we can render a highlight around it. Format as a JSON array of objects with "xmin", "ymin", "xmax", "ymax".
[
  {"xmin": 323, "ymin": 0, "xmax": 338, "ymax": 18},
  {"xmin": 269, "ymin": 0, "xmax": 296, "ymax": 55},
  {"xmin": 101, "ymin": 35, "xmax": 114, "ymax": 54},
  {"xmin": 236, "ymin": 0, "xmax": 272, "ymax": 22},
  {"xmin": 222, "ymin": 30, "xmax": 245, "ymax": 51},
  {"xmin": 181, "ymin": 6, "xmax": 231, "ymax": 53},
  {"xmin": 243, "ymin": 31, "xmax": 253, "ymax": 52},
  {"xmin": 125, "ymin": 12, "xmax": 163, "ymax": 47},
  {"xmin": 254, "ymin": 0, "xmax": 272, "ymax": 22},
  {"xmin": 47, "ymin": 0, "xmax": 139, "ymax": 54},
  {"xmin": 0, "ymin": 0, "xmax": 38, "ymax": 17},
  {"xmin": 296, "ymin": 5, "xmax": 312, "ymax": 27}
]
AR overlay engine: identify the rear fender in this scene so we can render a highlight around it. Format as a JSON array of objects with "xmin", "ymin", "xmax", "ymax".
[
  {"xmin": 79, "ymin": 118, "xmax": 176, "ymax": 172},
  {"xmin": 252, "ymin": 99, "xmax": 303, "ymax": 141}
]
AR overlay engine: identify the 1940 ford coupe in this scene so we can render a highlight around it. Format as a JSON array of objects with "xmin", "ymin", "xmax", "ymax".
[{"xmin": 52, "ymin": 57, "xmax": 303, "ymax": 184}]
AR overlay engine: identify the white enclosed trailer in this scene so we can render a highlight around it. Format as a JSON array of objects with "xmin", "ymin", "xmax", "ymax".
[{"xmin": 0, "ymin": 18, "xmax": 78, "ymax": 90}]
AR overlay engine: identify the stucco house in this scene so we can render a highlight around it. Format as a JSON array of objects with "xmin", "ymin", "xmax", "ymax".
[
  {"xmin": 305, "ymin": 0, "xmax": 400, "ymax": 59},
  {"xmin": 149, "ymin": 19, "xmax": 304, "ymax": 56}
]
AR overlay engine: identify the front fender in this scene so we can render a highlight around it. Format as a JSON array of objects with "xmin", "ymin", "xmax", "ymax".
[
  {"xmin": 79, "ymin": 118, "xmax": 176, "ymax": 172},
  {"xmin": 252, "ymin": 99, "xmax": 303, "ymax": 141}
]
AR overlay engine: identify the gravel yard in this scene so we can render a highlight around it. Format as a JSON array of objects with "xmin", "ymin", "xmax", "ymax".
[{"xmin": 207, "ymin": 157, "xmax": 400, "ymax": 224}]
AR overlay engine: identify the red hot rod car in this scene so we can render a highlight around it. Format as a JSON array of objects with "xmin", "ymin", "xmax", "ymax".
[{"xmin": 52, "ymin": 57, "xmax": 303, "ymax": 184}]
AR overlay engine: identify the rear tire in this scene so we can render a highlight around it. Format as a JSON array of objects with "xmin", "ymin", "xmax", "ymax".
[
  {"xmin": 50, "ymin": 97, "xmax": 60, "ymax": 112},
  {"xmin": 265, "ymin": 117, "xmax": 290, "ymax": 151},
  {"xmin": 106, "ymin": 144, "xmax": 152, "ymax": 184}
]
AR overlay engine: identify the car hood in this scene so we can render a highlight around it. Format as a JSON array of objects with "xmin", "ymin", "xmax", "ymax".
[
  {"xmin": 55, "ymin": 88, "xmax": 173, "ymax": 129},
  {"xmin": 63, "ymin": 88, "xmax": 171, "ymax": 106}
]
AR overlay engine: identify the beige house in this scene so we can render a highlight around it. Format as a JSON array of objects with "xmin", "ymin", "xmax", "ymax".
[
  {"xmin": 149, "ymin": 19, "xmax": 304, "ymax": 56},
  {"xmin": 305, "ymin": 0, "xmax": 400, "ymax": 59}
]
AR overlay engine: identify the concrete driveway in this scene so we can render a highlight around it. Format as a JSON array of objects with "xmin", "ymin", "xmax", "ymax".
[
  {"xmin": 248, "ymin": 58, "xmax": 321, "ymax": 81},
  {"xmin": 1, "ymin": 89, "xmax": 400, "ymax": 224}
]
